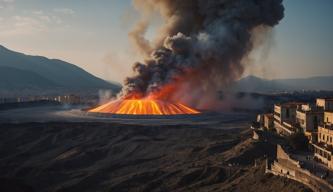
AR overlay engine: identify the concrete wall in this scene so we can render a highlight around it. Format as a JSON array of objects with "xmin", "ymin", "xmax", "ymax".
[
  {"xmin": 296, "ymin": 111, "xmax": 307, "ymax": 130},
  {"xmin": 267, "ymin": 145, "xmax": 333, "ymax": 192},
  {"xmin": 317, "ymin": 99, "xmax": 326, "ymax": 110},
  {"xmin": 264, "ymin": 114, "xmax": 274, "ymax": 130},
  {"xmin": 318, "ymin": 126, "xmax": 333, "ymax": 145},
  {"xmin": 276, "ymin": 145, "xmax": 300, "ymax": 167},
  {"xmin": 274, "ymin": 105, "xmax": 296, "ymax": 123},
  {"xmin": 274, "ymin": 121, "xmax": 294, "ymax": 136},
  {"xmin": 325, "ymin": 112, "xmax": 333, "ymax": 124},
  {"xmin": 282, "ymin": 107, "xmax": 297, "ymax": 123},
  {"xmin": 274, "ymin": 105, "xmax": 282, "ymax": 123},
  {"xmin": 296, "ymin": 110, "xmax": 323, "ymax": 132}
]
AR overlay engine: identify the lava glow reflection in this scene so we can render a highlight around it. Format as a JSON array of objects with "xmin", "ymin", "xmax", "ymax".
[{"xmin": 89, "ymin": 99, "xmax": 200, "ymax": 115}]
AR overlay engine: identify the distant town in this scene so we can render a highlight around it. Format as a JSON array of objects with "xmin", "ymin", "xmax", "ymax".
[{"xmin": 0, "ymin": 94, "xmax": 105, "ymax": 108}]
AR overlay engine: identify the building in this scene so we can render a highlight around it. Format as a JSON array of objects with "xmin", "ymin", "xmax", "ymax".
[
  {"xmin": 55, "ymin": 95, "xmax": 81, "ymax": 105},
  {"xmin": 273, "ymin": 102, "xmax": 325, "ymax": 137},
  {"xmin": 297, "ymin": 104, "xmax": 322, "ymax": 143},
  {"xmin": 256, "ymin": 114, "xmax": 264, "ymax": 126},
  {"xmin": 263, "ymin": 113, "xmax": 274, "ymax": 130},
  {"xmin": 312, "ymin": 98, "xmax": 333, "ymax": 170},
  {"xmin": 316, "ymin": 98, "xmax": 333, "ymax": 111},
  {"xmin": 296, "ymin": 104, "xmax": 323, "ymax": 133},
  {"xmin": 274, "ymin": 103, "xmax": 301, "ymax": 124},
  {"xmin": 273, "ymin": 102, "xmax": 304, "ymax": 136},
  {"xmin": 325, "ymin": 111, "xmax": 333, "ymax": 124},
  {"xmin": 313, "ymin": 124, "xmax": 333, "ymax": 169}
]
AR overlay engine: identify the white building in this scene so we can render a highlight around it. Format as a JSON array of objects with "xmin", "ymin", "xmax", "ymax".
[
  {"xmin": 273, "ymin": 102, "xmax": 304, "ymax": 135},
  {"xmin": 316, "ymin": 98, "xmax": 333, "ymax": 111},
  {"xmin": 296, "ymin": 104, "xmax": 323, "ymax": 133}
]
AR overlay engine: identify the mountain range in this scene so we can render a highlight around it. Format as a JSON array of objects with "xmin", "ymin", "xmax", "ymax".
[
  {"xmin": 234, "ymin": 75, "xmax": 333, "ymax": 92},
  {"xmin": 1, "ymin": 45, "xmax": 332, "ymax": 96},
  {"xmin": 0, "ymin": 45, "xmax": 120, "ymax": 96}
]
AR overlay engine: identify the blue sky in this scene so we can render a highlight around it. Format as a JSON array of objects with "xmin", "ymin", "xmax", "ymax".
[
  {"xmin": 270, "ymin": 0, "xmax": 333, "ymax": 79},
  {"xmin": 0, "ymin": 0, "xmax": 332, "ymax": 82}
]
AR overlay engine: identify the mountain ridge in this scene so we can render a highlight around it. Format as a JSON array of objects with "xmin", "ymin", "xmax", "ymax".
[
  {"xmin": 235, "ymin": 75, "xmax": 333, "ymax": 92},
  {"xmin": 0, "ymin": 45, "xmax": 121, "ymax": 96}
]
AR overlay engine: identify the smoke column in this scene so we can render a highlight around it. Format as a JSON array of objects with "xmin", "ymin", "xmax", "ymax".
[{"xmin": 122, "ymin": 0, "xmax": 284, "ymax": 108}]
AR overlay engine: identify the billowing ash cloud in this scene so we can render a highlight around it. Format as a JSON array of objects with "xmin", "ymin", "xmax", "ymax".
[{"xmin": 122, "ymin": 0, "xmax": 284, "ymax": 107}]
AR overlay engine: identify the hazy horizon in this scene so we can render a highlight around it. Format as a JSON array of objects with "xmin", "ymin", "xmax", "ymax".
[{"xmin": 1, "ymin": 0, "xmax": 332, "ymax": 83}]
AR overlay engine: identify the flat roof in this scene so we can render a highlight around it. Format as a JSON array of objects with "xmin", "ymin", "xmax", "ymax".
[
  {"xmin": 264, "ymin": 113, "xmax": 273, "ymax": 118},
  {"xmin": 275, "ymin": 102, "xmax": 306, "ymax": 107},
  {"xmin": 317, "ymin": 98, "xmax": 333, "ymax": 101}
]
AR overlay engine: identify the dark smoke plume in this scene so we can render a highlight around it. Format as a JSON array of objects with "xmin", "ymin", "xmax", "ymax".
[{"xmin": 122, "ymin": 0, "xmax": 284, "ymax": 108}]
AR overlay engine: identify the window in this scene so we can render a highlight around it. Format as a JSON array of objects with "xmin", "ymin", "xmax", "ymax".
[
  {"xmin": 286, "ymin": 109, "xmax": 290, "ymax": 118},
  {"xmin": 313, "ymin": 116, "xmax": 318, "ymax": 130}
]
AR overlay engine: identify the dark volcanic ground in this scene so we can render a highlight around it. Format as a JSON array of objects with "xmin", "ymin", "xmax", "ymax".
[{"xmin": 0, "ymin": 121, "xmax": 311, "ymax": 192}]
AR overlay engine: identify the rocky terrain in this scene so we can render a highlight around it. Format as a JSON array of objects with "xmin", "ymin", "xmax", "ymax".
[{"xmin": 0, "ymin": 122, "xmax": 311, "ymax": 192}]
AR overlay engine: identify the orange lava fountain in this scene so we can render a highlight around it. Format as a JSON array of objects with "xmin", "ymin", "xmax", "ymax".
[{"xmin": 89, "ymin": 99, "xmax": 200, "ymax": 115}]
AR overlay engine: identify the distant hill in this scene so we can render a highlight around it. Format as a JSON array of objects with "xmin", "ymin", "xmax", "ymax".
[
  {"xmin": 234, "ymin": 75, "xmax": 333, "ymax": 92},
  {"xmin": 0, "ymin": 45, "xmax": 121, "ymax": 96},
  {"xmin": 0, "ymin": 66, "xmax": 57, "ymax": 89}
]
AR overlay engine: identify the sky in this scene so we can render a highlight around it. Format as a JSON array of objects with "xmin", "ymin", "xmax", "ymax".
[{"xmin": 0, "ymin": 0, "xmax": 332, "ymax": 83}]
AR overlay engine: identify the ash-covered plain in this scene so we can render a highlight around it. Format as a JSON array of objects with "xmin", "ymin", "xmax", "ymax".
[{"xmin": 0, "ymin": 105, "xmax": 310, "ymax": 192}]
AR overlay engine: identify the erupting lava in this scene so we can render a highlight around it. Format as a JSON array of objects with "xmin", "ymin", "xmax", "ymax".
[{"xmin": 89, "ymin": 99, "xmax": 200, "ymax": 115}]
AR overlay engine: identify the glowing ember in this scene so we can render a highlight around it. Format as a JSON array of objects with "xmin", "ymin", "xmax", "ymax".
[{"xmin": 89, "ymin": 99, "xmax": 200, "ymax": 115}]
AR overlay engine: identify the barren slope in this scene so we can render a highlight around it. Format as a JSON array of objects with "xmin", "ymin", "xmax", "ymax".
[{"xmin": 0, "ymin": 123, "xmax": 310, "ymax": 192}]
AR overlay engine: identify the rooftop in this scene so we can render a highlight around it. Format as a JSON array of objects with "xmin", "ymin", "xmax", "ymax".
[
  {"xmin": 297, "ymin": 106, "xmax": 324, "ymax": 113},
  {"xmin": 317, "ymin": 98, "xmax": 333, "ymax": 101},
  {"xmin": 264, "ymin": 113, "xmax": 274, "ymax": 118},
  {"xmin": 275, "ymin": 102, "xmax": 306, "ymax": 107}
]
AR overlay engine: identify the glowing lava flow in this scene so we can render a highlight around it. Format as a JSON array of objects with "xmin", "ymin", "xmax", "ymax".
[{"xmin": 89, "ymin": 99, "xmax": 200, "ymax": 115}]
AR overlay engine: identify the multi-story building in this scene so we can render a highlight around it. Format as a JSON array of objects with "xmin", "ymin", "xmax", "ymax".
[
  {"xmin": 312, "ymin": 98, "xmax": 333, "ymax": 170},
  {"xmin": 295, "ymin": 104, "xmax": 323, "ymax": 143},
  {"xmin": 274, "ymin": 103, "xmax": 298, "ymax": 123},
  {"xmin": 313, "ymin": 124, "xmax": 333, "ymax": 170},
  {"xmin": 316, "ymin": 98, "xmax": 333, "ymax": 111},
  {"xmin": 296, "ymin": 104, "xmax": 323, "ymax": 133},
  {"xmin": 273, "ymin": 102, "xmax": 304, "ymax": 135}
]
